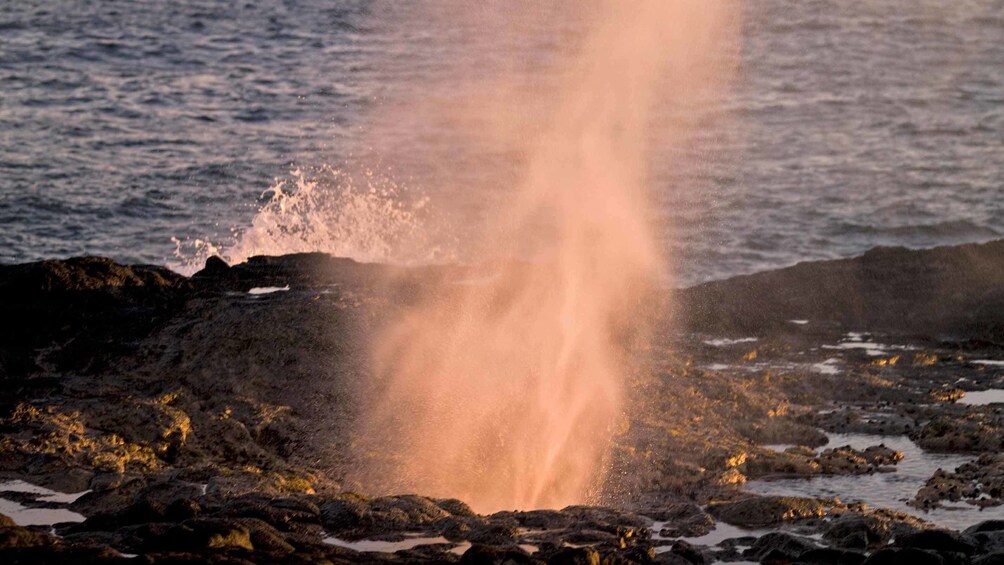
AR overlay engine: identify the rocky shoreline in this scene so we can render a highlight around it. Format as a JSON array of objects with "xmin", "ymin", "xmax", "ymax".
[{"xmin": 2, "ymin": 240, "xmax": 1004, "ymax": 564}]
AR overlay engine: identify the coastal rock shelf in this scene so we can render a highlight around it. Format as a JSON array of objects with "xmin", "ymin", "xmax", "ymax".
[{"xmin": 2, "ymin": 240, "xmax": 1004, "ymax": 563}]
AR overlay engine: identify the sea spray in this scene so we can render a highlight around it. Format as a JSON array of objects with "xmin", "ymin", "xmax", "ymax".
[
  {"xmin": 353, "ymin": 0, "xmax": 739, "ymax": 512},
  {"xmin": 170, "ymin": 166, "xmax": 449, "ymax": 275}
]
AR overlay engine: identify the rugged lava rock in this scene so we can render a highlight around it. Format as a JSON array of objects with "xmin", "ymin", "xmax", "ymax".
[
  {"xmin": 677, "ymin": 239, "xmax": 1004, "ymax": 340},
  {"xmin": 2, "ymin": 241, "xmax": 1004, "ymax": 563}
]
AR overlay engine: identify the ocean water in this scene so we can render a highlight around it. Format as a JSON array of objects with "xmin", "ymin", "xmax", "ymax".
[{"xmin": 1, "ymin": 0, "xmax": 1001, "ymax": 285}]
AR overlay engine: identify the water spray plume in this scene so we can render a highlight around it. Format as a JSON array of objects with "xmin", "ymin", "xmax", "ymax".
[{"xmin": 355, "ymin": 1, "xmax": 738, "ymax": 512}]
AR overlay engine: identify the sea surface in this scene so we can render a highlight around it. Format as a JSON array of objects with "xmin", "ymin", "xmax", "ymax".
[{"xmin": 1, "ymin": 0, "xmax": 1002, "ymax": 286}]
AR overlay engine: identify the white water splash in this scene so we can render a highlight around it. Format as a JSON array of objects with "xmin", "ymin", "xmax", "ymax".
[{"xmin": 170, "ymin": 166, "xmax": 452, "ymax": 275}]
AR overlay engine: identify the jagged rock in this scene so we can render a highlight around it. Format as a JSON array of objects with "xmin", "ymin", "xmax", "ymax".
[
  {"xmin": 913, "ymin": 454, "xmax": 1004, "ymax": 510},
  {"xmin": 655, "ymin": 552, "xmax": 697, "ymax": 565},
  {"xmin": 650, "ymin": 503, "xmax": 714, "ymax": 538},
  {"xmin": 0, "ymin": 521, "xmax": 55, "ymax": 549},
  {"xmin": 666, "ymin": 539, "xmax": 707, "ymax": 564},
  {"xmin": 232, "ymin": 517, "xmax": 295, "ymax": 555},
  {"xmin": 676, "ymin": 240, "xmax": 1004, "ymax": 340},
  {"xmin": 966, "ymin": 521, "xmax": 1004, "ymax": 534},
  {"xmin": 970, "ymin": 530, "xmax": 1004, "ymax": 554},
  {"xmin": 806, "ymin": 409, "xmax": 916, "ymax": 436},
  {"xmin": 862, "ymin": 547, "xmax": 947, "ymax": 565},
  {"xmin": 745, "ymin": 443, "xmax": 902, "ymax": 480},
  {"xmin": 319, "ymin": 494, "xmax": 368, "ymax": 533},
  {"xmin": 459, "ymin": 544, "xmax": 535, "ymax": 565},
  {"xmin": 319, "ymin": 493, "xmax": 458, "ymax": 539},
  {"xmin": 749, "ymin": 419, "xmax": 830, "ymax": 448},
  {"xmin": 824, "ymin": 514, "xmax": 890, "ymax": 548},
  {"xmin": 220, "ymin": 493, "xmax": 320, "ymax": 532},
  {"xmin": 437, "ymin": 499, "xmax": 477, "ymax": 518},
  {"xmin": 912, "ymin": 415, "xmax": 1004, "ymax": 453},
  {"xmin": 707, "ymin": 496, "xmax": 829, "ymax": 528},
  {"xmin": 140, "ymin": 518, "xmax": 254, "ymax": 552},
  {"xmin": 2, "ymin": 244, "xmax": 1004, "ymax": 564},
  {"xmin": 973, "ymin": 553, "xmax": 1004, "ymax": 565},
  {"xmin": 894, "ymin": 530, "xmax": 978, "ymax": 556},
  {"xmin": 795, "ymin": 548, "xmax": 867, "ymax": 565},
  {"xmin": 747, "ymin": 532, "xmax": 819, "ymax": 561}
]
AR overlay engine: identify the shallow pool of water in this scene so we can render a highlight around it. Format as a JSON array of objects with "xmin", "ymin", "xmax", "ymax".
[
  {"xmin": 649, "ymin": 519, "xmax": 771, "ymax": 554},
  {"xmin": 323, "ymin": 534, "xmax": 536, "ymax": 556},
  {"xmin": 746, "ymin": 433, "xmax": 997, "ymax": 531},
  {"xmin": 959, "ymin": 389, "xmax": 1004, "ymax": 406},
  {"xmin": 324, "ymin": 535, "xmax": 453, "ymax": 553},
  {"xmin": 0, "ymin": 480, "xmax": 89, "ymax": 526}
]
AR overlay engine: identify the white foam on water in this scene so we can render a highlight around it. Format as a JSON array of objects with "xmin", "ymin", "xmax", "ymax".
[
  {"xmin": 821, "ymin": 333, "xmax": 917, "ymax": 357},
  {"xmin": 822, "ymin": 342, "xmax": 889, "ymax": 356},
  {"xmin": 170, "ymin": 166, "xmax": 449, "ymax": 276},
  {"xmin": 810, "ymin": 358, "xmax": 841, "ymax": 375},
  {"xmin": 247, "ymin": 285, "xmax": 290, "ymax": 295},
  {"xmin": 972, "ymin": 360, "xmax": 1004, "ymax": 367},
  {"xmin": 703, "ymin": 337, "xmax": 758, "ymax": 347}
]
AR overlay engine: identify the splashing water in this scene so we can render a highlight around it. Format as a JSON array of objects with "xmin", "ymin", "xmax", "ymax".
[
  {"xmin": 353, "ymin": 0, "xmax": 738, "ymax": 512},
  {"xmin": 170, "ymin": 166, "xmax": 448, "ymax": 274}
]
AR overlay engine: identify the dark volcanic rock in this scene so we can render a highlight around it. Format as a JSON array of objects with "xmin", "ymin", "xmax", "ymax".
[
  {"xmin": 319, "ymin": 493, "xmax": 476, "ymax": 540},
  {"xmin": 862, "ymin": 547, "xmax": 947, "ymax": 565},
  {"xmin": 748, "ymin": 532, "xmax": 819, "ymax": 561},
  {"xmin": 824, "ymin": 514, "xmax": 891, "ymax": 549},
  {"xmin": 707, "ymin": 496, "xmax": 830, "ymax": 528},
  {"xmin": 650, "ymin": 503, "xmax": 714, "ymax": 538},
  {"xmin": 967, "ymin": 521, "xmax": 1004, "ymax": 534},
  {"xmin": 4, "ymin": 243, "xmax": 1004, "ymax": 563},
  {"xmin": 0, "ymin": 256, "xmax": 189, "ymax": 376},
  {"xmin": 663, "ymin": 540, "xmax": 707, "ymax": 564},
  {"xmin": 745, "ymin": 442, "xmax": 903, "ymax": 480},
  {"xmin": 676, "ymin": 240, "xmax": 1004, "ymax": 341},
  {"xmin": 140, "ymin": 518, "xmax": 254, "ymax": 553},
  {"xmin": 460, "ymin": 544, "xmax": 536, "ymax": 565},
  {"xmin": 795, "ymin": 548, "xmax": 867, "ymax": 565},
  {"xmin": 970, "ymin": 530, "xmax": 1004, "ymax": 555},
  {"xmin": 913, "ymin": 454, "xmax": 1004, "ymax": 510},
  {"xmin": 191, "ymin": 252, "xmax": 394, "ymax": 293},
  {"xmin": 0, "ymin": 520, "xmax": 55, "ymax": 549},
  {"xmin": 974, "ymin": 553, "xmax": 1004, "ymax": 565},
  {"xmin": 912, "ymin": 415, "xmax": 1004, "ymax": 453},
  {"xmin": 894, "ymin": 529, "xmax": 978, "ymax": 556},
  {"xmin": 221, "ymin": 493, "xmax": 320, "ymax": 531}
]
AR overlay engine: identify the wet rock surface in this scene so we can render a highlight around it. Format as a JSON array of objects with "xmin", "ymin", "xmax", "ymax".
[{"xmin": 2, "ymin": 240, "xmax": 1004, "ymax": 562}]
